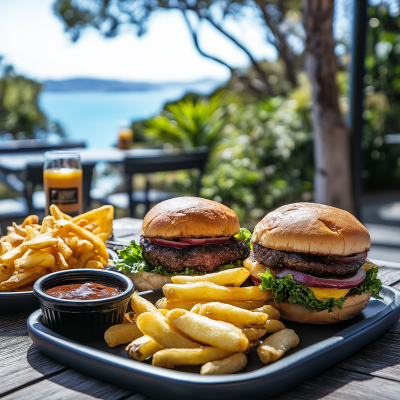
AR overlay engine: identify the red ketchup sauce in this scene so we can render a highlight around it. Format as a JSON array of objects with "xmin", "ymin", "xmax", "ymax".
[{"xmin": 45, "ymin": 282, "xmax": 120, "ymax": 300}]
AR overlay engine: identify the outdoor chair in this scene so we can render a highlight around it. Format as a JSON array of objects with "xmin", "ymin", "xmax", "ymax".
[{"xmin": 92, "ymin": 146, "xmax": 209, "ymax": 218}]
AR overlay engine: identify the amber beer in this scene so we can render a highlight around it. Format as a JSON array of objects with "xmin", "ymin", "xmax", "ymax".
[{"xmin": 44, "ymin": 152, "xmax": 83, "ymax": 216}]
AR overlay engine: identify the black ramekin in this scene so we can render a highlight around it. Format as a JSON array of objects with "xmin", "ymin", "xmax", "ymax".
[{"xmin": 33, "ymin": 269, "xmax": 134, "ymax": 342}]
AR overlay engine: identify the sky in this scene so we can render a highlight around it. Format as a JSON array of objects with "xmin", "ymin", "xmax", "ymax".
[{"xmin": 0, "ymin": 0, "xmax": 277, "ymax": 83}]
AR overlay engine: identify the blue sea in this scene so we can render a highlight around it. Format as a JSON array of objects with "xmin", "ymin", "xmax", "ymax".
[{"xmin": 39, "ymin": 80, "xmax": 223, "ymax": 148}]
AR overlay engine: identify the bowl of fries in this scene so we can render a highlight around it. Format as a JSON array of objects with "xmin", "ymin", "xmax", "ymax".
[
  {"xmin": 34, "ymin": 268, "xmax": 134, "ymax": 341},
  {"xmin": 0, "ymin": 205, "xmax": 115, "ymax": 314}
]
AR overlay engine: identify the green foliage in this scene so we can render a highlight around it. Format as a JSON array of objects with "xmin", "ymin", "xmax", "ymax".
[
  {"xmin": 0, "ymin": 60, "xmax": 64, "ymax": 139},
  {"xmin": 145, "ymin": 93, "xmax": 227, "ymax": 151},
  {"xmin": 348, "ymin": 266, "xmax": 382, "ymax": 300},
  {"xmin": 235, "ymin": 228, "xmax": 253, "ymax": 248},
  {"xmin": 361, "ymin": 4, "xmax": 400, "ymax": 189}
]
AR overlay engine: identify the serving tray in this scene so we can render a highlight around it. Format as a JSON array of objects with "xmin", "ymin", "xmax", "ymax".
[
  {"xmin": 28, "ymin": 284, "xmax": 400, "ymax": 400},
  {"xmin": 0, "ymin": 248, "xmax": 118, "ymax": 314}
]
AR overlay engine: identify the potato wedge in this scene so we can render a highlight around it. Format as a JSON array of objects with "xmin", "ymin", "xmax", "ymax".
[
  {"xmin": 152, "ymin": 347, "xmax": 234, "ymax": 369},
  {"xmin": 167, "ymin": 309, "xmax": 249, "ymax": 352},
  {"xmin": 253, "ymin": 305, "xmax": 280, "ymax": 320},
  {"xmin": 131, "ymin": 292, "xmax": 158, "ymax": 315},
  {"xmin": 15, "ymin": 250, "xmax": 55, "ymax": 270},
  {"xmin": 264, "ymin": 319, "xmax": 285, "ymax": 334},
  {"xmin": 126, "ymin": 335, "xmax": 165, "ymax": 361},
  {"xmin": 136, "ymin": 312, "xmax": 201, "ymax": 349},
  {"xmin": 258, "ymin": 329, "xmax": 299, "ymax": 364},
  {"xmin": 104, "ymin": 322, "xmax": 143, "ymax": 347},
  {"xmin": 239, "ymin": 326, "xmax": 267, "ymax": 341},
  {"xmin": 0, "ymin": 244, "xmax": 27, "ymax": 267},
  {"xmin": 171, "ymin": 267, "xmax": 250, "ymax": 287},
  {"xmin": 163, "ymin": 282, "xmax": 272, "ymax": 302},
  {"xmin": 198, "ymin": 302, "xmax": 268, "ymax": 326},
  {"xmin": 200, "ymin": 352, "xmax": 247, "ymax": 375},
  {"xmin": 0, "ymin": 267, "xmax": 45, "ymax": 291}
]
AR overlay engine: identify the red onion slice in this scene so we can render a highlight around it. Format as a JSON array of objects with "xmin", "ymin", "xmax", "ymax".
[
  {"xmin": 332, "ymin": 251, "xmax": 368, "ymax": 263},
  {"xmin": 179, "ymin": 237, "xmax": 230, "ymax": 245},
  {"xmin": 148, "ymin": 238, "xmax": 192, "ymax": 248},
  {"xmin": 250, "ymin": 276, "xmax": 262, "ymax": 286},
  {"xmin": 272, "ymin": 267, "xmax": 366, "ymax": 289}
]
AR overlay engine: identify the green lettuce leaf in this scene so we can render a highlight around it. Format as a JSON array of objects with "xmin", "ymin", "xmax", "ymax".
[
  {"xmin": 235, "ymin": 227, "xmax": 253, "ymax": 248},
  {"xmin": 259, "ymin": 266, "xmax": 382, "ymax": 313},
  {"xmin": 114, "ymin": 236, "xmax": 248, "ymax": 277}
]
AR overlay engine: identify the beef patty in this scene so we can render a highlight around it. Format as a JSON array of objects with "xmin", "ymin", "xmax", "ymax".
[
  {"xmin": 141, "ymin": 236, "xmax": 250, "ymax": 273},
  {"xmin": 252, "ymin": 244, "xmax": 366, "ymax": 278}
]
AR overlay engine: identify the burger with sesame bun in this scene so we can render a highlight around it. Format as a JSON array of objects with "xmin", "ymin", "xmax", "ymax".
[
  {"xmin": 116, "ymin": 197, "xmax": 252, "ymax": 291},
  {"xmin": 244, "ymin": 203, "xmax": 382, "ymax": 324}
]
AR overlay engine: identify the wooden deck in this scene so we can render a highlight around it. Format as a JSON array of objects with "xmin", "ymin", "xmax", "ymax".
[{"xmin": 2, "ymin": 219, "xmax": 400, "ymax": 399}]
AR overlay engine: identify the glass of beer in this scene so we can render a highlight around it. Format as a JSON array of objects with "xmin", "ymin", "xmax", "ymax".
[{"xmin": 44, "ymin": 151, "xmax": 83, "ymax": 216}]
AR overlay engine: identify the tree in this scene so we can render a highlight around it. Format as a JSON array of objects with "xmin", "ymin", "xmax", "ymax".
[{"xmin": 53, "ymin": 0, "xmax": 355, "ymax": 212}]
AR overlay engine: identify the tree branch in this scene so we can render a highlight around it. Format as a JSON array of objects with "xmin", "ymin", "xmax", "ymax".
[
  {"xmin": 205, "ymin": 16, "xmax": 275, "ymax": 97},
  {"xmin": 255, "ymin": 0, "xmax": 298, "ymax": 87},
  {"xmin": 180, "ymin": 10, "xmax": 234, "ymax": 73}
]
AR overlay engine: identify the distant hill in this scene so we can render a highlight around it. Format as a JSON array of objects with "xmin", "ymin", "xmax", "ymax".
[{"xmin": 42, "ymin": 78, "xmax": 221, "ymax": 92}]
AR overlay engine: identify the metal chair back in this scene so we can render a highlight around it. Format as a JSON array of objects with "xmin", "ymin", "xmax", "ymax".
[{"xmin": 123, "ymin": 146, "xmax": 209, "ymax": 215}]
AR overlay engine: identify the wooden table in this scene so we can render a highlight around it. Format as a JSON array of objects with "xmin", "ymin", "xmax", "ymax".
[{"xmin": 2, "ymin": 218, "xmax": 400, "ymax": 399}]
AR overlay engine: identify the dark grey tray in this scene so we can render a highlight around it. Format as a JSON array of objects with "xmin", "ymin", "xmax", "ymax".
[
  {"xmin": 28, "ymin": 285, "xmax": 400, "ymax": 400},
  {"xmin": 0, "ymin": 248, "xmax": 118, "ymax": 314}
]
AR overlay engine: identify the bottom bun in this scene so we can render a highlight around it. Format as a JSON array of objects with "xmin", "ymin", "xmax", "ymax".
[
  {"xmin": 125, "ymin": 271, "xmax": 172, "ymax": 292},
  {"xmin": 265, "ymin": 292, "xmax": 372, "ymax": 324}
]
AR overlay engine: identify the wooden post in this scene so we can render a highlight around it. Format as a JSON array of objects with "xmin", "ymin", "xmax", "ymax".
[{"xmin": 303, "ymin": 0, "xmax": 355, "ymax": 214}]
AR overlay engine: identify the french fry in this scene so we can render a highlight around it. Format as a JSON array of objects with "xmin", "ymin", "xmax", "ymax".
[
  {"xmin": 190, "ymin": 304, "xmax": 203, "ymax": 313},
  {"xmin": 264, "ymin": 319, "xmax": 285, "ymax": 334},
  {"xmin": 15, "ymin": 250, "xmax": 55, "ymax": 270},
  {"xmin": 136, "ymin": 312, "xmax": 202, "ymax": 349},
  {"xmin": 167, "ymin": 309, "xmax": 249, "ymax": 352},
  {"xmin": 84, "ymin": 224, "xmax": 95, "ymax": 232},
  {"xmin": 24, "ymin": 235, "xmax": 58, "ymax": 250},
  {"xmin": 104, "ymin": 322, "xmax": 143, "ymax": 347},
  {"xmin": 131, "ymin": 292, "xmax": 158, "ymax": 315},
  {"xmin": 71, "ymin": 205, "xmax": 111, "ymax": 225},
  {"xmin": 159, "ymin": 298, "xmax": 267, "ymax": 311},
  {"xmin": 78, "ymin": 249, "xmax": 97, "ymax": 266},
  {"xmin": 50, "ymin": 204, "xmax": 72, "ymax": 221},
  {"xmin": 97, "ymin": 233, "xmax": 111, "ymax": 242},
  {"xmin": 253, "ymin": 305, "xmax": 280, "ymax": 320},
  {"xmin": 0, "ymin": 242, "xmax": 12, "ymax": 256},
  {"xmin": 239, "ymin": 326, "xmax": 267, "ymax": 341},
  {"xmin": 171, "ymin": 268, "xmax": 250, "ymax": 287},
  {"xmin": 0, "ymin": 267, "xmax": 45, "ymax": 291},
  {"xmin": 157, "ymin": 309, "xmax": 169, "ymax": 316},
  {"xmin": 163, "ymin": 282, "xmax": 272, "ymax": 302},
  {"xmin": 1, "ymin": 233, "xmax": 25, "ymax": 247},
  {"xmin": 85, "ymin": 260, "xmax": 103, "ymax": 269},
  {"xmin": 123, "ymin": 311, "xmax": 136, "ymax": 323},
  {"xmin": 25, "ymin": 226, "xmax": 39, "ymax": 241},
  {"xmin": 126, "ymin": 335, "xmax": 165, "ymax": 361},
  {"xmin": 245, "ymin": 339, "xmax": 260, "ymax": 354},
  {"xmin": 152, "ymin": 347, "xmax": 234, "ymax": 369},
  {"xmin": 67, "ymin": 256, "xmax": 81, "ymax": 269},
  {"xmin": 52, "ymin": 246, "xmax": 69, "ymax": 270},
  {"xmin": 76, "ymin": 239, "xmax": 94, "ymax": 254},
  {"xmin": 57, "ymin": 219, "xmax": 109, "ymax": 260},
  {"xmin": 0, "ymin": 244, "xmax": 27, "ymax": 267},
  {"xmin": 0, "ymin": 263, "xmax": 14, "ymax": 283},
  {"xmin": 257, "ymin": 329, "xmax": 299, "ymax": 364},
  {"xmin": 198, "ymin": 303, "xmax": 268, "ymax": 326},
  {"xmin": 67, "ymin": 236, "xmax": 79, "ymax": 251},
  {"xmin": 22, "ymin": 215, "xmax": 39, "ymax": 227},
  {"xmin": 200, "ymin": 352, "xmax": 247, "ymax": 375},
  {"xmin": 76, "ymin": 219, "xmax": 89, "ymax": 227},
  {"xmin": 12, "ymin": 222, "xmax": 27, "ymax": 238},
  {"xmin": 57, "ymin": 239, "xmax": 73, "ymax": 260},
  {"xmin": 40, "ymin": 216, "xmax": 55, "ymax": 233}
]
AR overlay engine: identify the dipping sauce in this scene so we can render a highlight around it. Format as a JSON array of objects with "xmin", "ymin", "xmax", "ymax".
[{"xmin": 45, "ymin": 282, "xmax": 121, "ymax": 300}]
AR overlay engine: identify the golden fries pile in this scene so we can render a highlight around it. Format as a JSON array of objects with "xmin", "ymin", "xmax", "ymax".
[
  {"xmin": 104, "ymin": 267, "xmax": 300, "ymax": 374},
  {"xmin": 0, "ymin": 205, "xmax": 114, "ymax": 292}
]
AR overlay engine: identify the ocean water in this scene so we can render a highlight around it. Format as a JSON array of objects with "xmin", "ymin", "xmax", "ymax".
[{"xmin": 39, "ymin": 81, "xmax": 222, "ymax": 148}]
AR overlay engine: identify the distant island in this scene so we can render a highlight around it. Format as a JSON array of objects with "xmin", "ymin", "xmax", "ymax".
[{"xmin": 42, "ymin": 78, "xmax": 223, "ymax": 92}]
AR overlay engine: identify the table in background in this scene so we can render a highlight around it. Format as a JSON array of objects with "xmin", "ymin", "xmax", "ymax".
[{"xmin": 2, "ymin": 218, "xmax": 400, "ymax": 400}]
